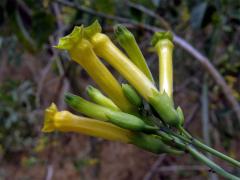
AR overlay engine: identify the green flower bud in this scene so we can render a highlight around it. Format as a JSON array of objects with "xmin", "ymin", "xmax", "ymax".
[
  {"xmin": 64, "ymin": 92, "xmax": 111, "ymax": 120},
  {"xmin": 114, "ymin": 24, "xmax": 154, "ymax": 82},
  {"xmin": 122, "ymin": 84, "xmax": 142, "ymax": 107},
  {"xmin": 106, "ymin": 111, "xmax": 158, "ymax": 132},
  {"xmin": 149, "ymin": 91, "xmax": 180, "ymax": 127},
  {"xmin": 65, "ymin": 92, "xmax": 157, "ymax": 132},
  {"xmin": 86, "ymin": 85, "xmax": 120, "ymax": 111},
  {"xmin": 131, "ymin": 133, "xmax": 183, "ymax": 155}
]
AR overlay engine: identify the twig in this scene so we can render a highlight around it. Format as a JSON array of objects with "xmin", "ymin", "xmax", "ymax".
[
  {"xmin": 156, "ymin": 165, "xmax": 209, "ymax": 172},
  {"xmin": 55, "ymin": 0, "xmax": 131, "ymax": 23},
  {"xmin": 202, "ymin": 78, "xmax": 210, "ymax": 146},
  {"xmin": 36, "ymin": 2, "xmax": 65, "ymax": 108},
  {"xmin": 143, "ymin": 155, "xmax": 166, "ymax": 180},
  {"xmin": 184, "ymin": 103, "xmax": 199, "ymax": 128},
  {"xmin": 201, "ymin": 77, "xmax": 219, "ymax": 180},
  {"xmin": 174, "ymin": 77, "xmax": 198, "ymax": 93},
  {"xmin": 35, "ymin": 57, "xmax": 55, "ymax": 107},
  {"xmin": 125, "ymin": 1, "xmax": 171, "ymax": 30},
  {"xmin": 45, "ymin": 164, "xmax": 54, "ymax": 180},
  {"xmin": 55, "ymin": 0, "xmax": 240, "ymax": 122}
]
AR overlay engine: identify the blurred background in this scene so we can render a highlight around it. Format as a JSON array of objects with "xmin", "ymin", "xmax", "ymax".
[{"xmin": 0, "ymin": 0, "xmax": 240, "ymax": 179}]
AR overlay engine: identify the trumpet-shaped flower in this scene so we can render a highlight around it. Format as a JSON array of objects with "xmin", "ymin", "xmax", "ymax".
[
  {"xmin": 152, "ymin": 31, "xmax": 174, "ymax": 98},
  {"xmin": 55, "ymin": 28, "xmax": 136, "ymax": 113},
  {"xmin": 42, "ymin": 103, "xmax": 132, "ymax": 143},
  {"xmin": 83, "ymin": 21, "xmax": 158, "ymax": 100}
]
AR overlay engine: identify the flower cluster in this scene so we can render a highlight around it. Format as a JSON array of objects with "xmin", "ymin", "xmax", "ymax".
[
  {"xmin": 42, "ymin": 21, "xmax": 240, "ymax": 179},
  {"xmin": 42, "ymin": 20, "xmax": 183, "ymax": 154}
]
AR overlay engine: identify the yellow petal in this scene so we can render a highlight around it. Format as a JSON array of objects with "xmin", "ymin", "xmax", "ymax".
[{"xmin": 42, "ymin": 103, "xmax": 58, "ymax": 132}]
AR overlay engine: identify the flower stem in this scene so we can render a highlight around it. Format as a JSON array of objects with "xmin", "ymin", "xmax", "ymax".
[
  {"xmin": 186, "ymin": 145, "xmax": 240, "ymax": 180},
  {"xmin": 180, "ymin": 127, "xmax": 240, "ymax": 168},
  {"xmin": 157, "ymin": 129, "xmax": 240, "ymax": 179}
]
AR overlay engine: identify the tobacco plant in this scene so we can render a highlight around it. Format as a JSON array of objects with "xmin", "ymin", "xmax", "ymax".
[{"xmin": 42, "ymin": 21, "xmax": 240, "ymax": 179}]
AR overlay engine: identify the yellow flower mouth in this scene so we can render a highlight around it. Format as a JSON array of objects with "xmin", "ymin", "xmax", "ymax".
[{"xmin": 55, "ymin": 26, "xmax": 83, "ymax": 50}]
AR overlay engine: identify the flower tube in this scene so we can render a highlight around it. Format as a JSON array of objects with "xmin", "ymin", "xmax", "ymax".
[
  {"xmin": 148, "ymin": 32, "xmax": 184, "ymax": 127},
  {"xmin": 152, "ymin": 31, "xmax": 173, "ymax": 98},
  {"xmin": 42, "ymin": 103, "xmax": 132, "ymax": 143},
  {"xmin": 55, "ymin": 27, "xmax": 136, "ymax": 113},
  {"xmin": 83, "ymin": 21, "xmax": 158, "ymax": 100}
]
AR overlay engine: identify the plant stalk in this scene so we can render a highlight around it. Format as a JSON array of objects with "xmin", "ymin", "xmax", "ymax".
[{"xmin": 180, "ymin": 127, "xmax": 240, "ymax": 168}]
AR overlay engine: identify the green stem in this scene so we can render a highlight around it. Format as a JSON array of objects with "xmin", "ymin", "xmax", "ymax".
[
  {"xmin": 180, "ymin": 127, "xmax": 240, "ymax": 168},
  {"xmin": 156, "ymin": 130, "xmax": 240, "ymax": 179},
  {"xmin": 186, "ymin": 145, "xmax": 240, "ymax": 180}
]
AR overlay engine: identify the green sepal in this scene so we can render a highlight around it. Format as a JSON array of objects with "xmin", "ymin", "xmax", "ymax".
[
  {"xmin": 151, "ymin": 31, "xmax": 173, "ymax": 47},
  {"xmin": 105, "ymin": 111, "xmax": 158, "ymax": 132},
  {"xmin": 122, "ymin": 84, "xmax": 142, "ymax": 107},
  {"xmin": 149, "ymin": 91, "xmax": 180, "ymax": 127},
  {"xmin": 131, "ymin": 133, "xmax": 183, "ymax": 155},
  {"xmin": 177, "ymin": 106, "xmax": 184, "ymax": 126},
  {"xmin": 86, "ymin": 85, "xmax": 120, "ymax": 111},
  {"xmin": 84, "ymin": 20, "xmax": 102, "ymax": 39}
]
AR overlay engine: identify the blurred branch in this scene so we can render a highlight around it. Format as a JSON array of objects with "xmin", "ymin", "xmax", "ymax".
[
  {"xmin": 201, "ymin": 77, "xmax": 219, "ymax": 180},
  {"xmin": 45, "ymin": 164, "xmax": 54, "ymax": 180},
  {"xmin": 36, "ymin": 2, "xmax": 66, "ymax": 108},
  {"xmin": 202, "ymin": 79, "xmax": 210, "ymax": 147},
  {"xmin": 124, "ymin": 1, "xmax": 171, "ymax": 30},
  {"xmin": 55, "ymin": 0, "xmax": 240, "ymax": 122},
  {"xmin": 55, "ymin": 0, "xmax": 131, "ymax": 23},
  {"xmin": 143, "ymin": 155, "xmax": 166, "ymax": 180},
  {"xmin": 184, "ymin": 103, "xmax": 199, "ymax": 128},
  {"xmin": 16, "ymin": 0, "xmax": 33, "ymax": 16},
  {"xmin": 156, "ymin": 165, "xmax": 209, "ymax": 172}
]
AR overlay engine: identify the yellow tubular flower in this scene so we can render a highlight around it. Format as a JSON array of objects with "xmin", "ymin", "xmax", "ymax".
[
  {"xmin": 84, "ymin": 21, "xmax": 158, "ymax": 100},
  {"xmin": 152, "ymin": 32, "xmax": 174, "ymax": 98},
  {"xmin": 42, "ymin": 103, "xmax": 182, "ymax": 154},
  {"xmin": 55, "ymin": 28, "xmax": 136, "ymax": 113},
  {"xmin": 42, "ymin": 103, "xmax": 133, "ymax": 143}
]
